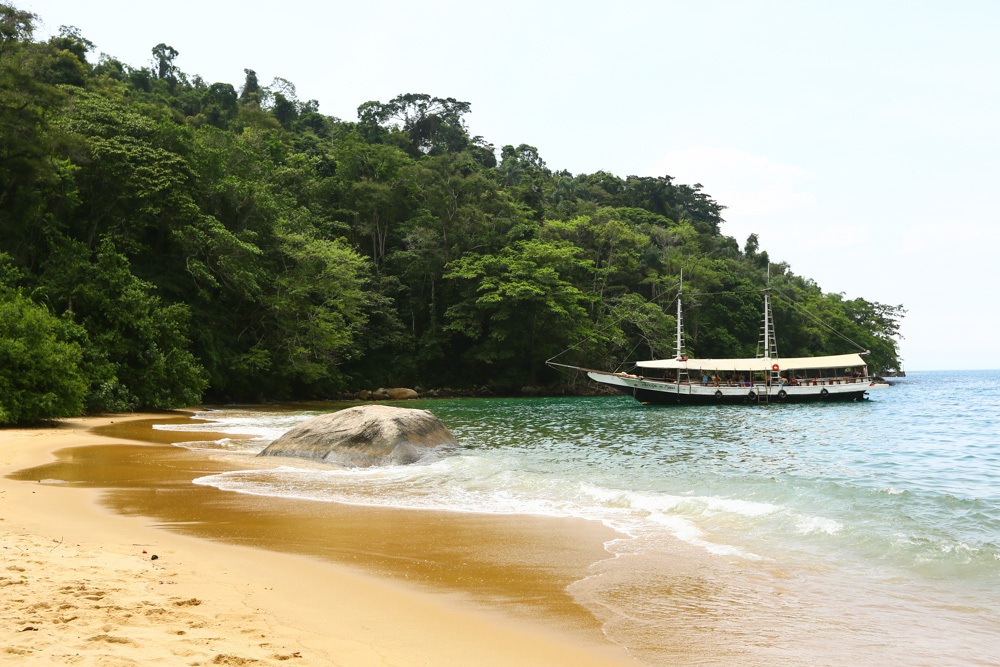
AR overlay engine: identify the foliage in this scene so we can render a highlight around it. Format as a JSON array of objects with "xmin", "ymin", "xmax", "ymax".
[
  {"xmin": 444, "ymin": 239, "xmax": 594, "ymax": 386},
  {"xmin": 36, "ymin": 238, "xmax": 207, "ymax": 411},
  {"xmin": 0, "ymin": 256, "xmax": 87, "ymax": 423},
  {"xmin": 0, "ymin": 2, "xmax": 905, "ymax": 423}
]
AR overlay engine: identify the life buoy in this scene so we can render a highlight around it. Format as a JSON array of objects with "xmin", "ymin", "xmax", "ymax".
[
  {"xmin": 778, "ymin": 389, "xmax": 787, "ymax": 399},
  {"xmin": 771, "ymin": 364, "xmax": 780, "ymax": 371},
  {"xmin": 747, "ymin": 390, "xmax": 757, "ymax": 401},
  {"xmin": 820, "ymin": 388, "xmax": 829, "ymax": 398},
  {"xmin": 715, "ymin": 390, "xmax": 723, "ymax": 399}
]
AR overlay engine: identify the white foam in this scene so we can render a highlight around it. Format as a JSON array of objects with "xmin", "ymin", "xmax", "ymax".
[
  {"xmin": 193, "ymin": 452, "xmax": 776, "ymax": 562},
  {"xmin": 796, "ymin": 515, "xmax": 843, "ymax": 535},
  {"xmin": 175, "ymin": 407, "xmax": 831, "ymax": 564},
  {"xmin": 153, "ymin": 409, "xmax": 317, "ymax": 442}
]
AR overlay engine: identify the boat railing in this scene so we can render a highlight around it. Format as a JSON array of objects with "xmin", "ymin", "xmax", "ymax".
[
  {"xmin": 613, "ymin": 368, "xmax": 878, "ymax": 388},
  {"xmin": 626, "ymin": 373, "xmax": 877, "ymax": 387},
  {"xmin": 787, "ymin": 374, "xmax": 872, "ymax": 386}
]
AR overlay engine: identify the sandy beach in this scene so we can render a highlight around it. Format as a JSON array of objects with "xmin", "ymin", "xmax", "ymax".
[{"xmin": 0, "ymin": 414, "xmax": 636, "ymax": 666}]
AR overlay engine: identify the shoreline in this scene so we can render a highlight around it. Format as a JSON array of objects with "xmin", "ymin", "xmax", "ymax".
[{"xmin": 1, "ymin": 413, "xmax": 636, "ymax": 666}]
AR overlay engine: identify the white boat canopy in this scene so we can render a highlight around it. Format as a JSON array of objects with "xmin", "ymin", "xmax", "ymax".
[{"xmin": 636, "ymin": 352, "xmax": 868, "ymax": 372}]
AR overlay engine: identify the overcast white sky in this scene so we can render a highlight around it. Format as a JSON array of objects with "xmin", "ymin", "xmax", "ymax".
[{"xmin": 24, "ymin": 0, "xmax": 1000, "ymax": 371}]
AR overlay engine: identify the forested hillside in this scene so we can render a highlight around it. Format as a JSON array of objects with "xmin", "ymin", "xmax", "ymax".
[{"xmin": 0, "ymin": 3, "xmax": 903, "ymax": 423}]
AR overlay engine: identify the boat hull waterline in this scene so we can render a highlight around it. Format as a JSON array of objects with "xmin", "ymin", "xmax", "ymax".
[{"xmin": 586, "ymin": 370, "xmax": 887, "ymax": 405}]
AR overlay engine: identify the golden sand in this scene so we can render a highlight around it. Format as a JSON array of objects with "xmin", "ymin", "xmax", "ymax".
[{"xmin": 0, "ymin": 414, "xmax": 636, "ymax": 666}]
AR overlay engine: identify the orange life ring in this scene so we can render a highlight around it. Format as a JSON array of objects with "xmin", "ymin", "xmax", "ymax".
[{"xmin": 771, "ymin": 363, "xmax": 780, "ymax": 371}]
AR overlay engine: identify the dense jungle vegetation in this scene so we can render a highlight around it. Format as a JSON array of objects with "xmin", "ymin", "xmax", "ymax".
[{"xmin": 0, "ymin": 3, "xmax": 903, "ymax": 424}]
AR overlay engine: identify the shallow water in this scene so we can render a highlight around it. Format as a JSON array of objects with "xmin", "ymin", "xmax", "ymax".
[{"xmin": 155, "ymin": 371, "xmax": 1000, "ymax": 665}]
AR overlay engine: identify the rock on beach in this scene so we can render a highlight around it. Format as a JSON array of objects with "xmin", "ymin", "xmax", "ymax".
[{"xmin": 258, "ymin": 405, "xmax": 456, "ymax": 467}]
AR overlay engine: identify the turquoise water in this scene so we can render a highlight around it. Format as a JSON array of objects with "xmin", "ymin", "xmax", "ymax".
[{"xmin": 159, "ymin": 370, "xmax": 1000, "ymax": 665}]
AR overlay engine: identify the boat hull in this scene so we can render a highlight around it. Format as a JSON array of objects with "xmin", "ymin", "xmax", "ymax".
[{"xmin": 587, "ymin": 371, "xmax": 886, "ymax": 405}]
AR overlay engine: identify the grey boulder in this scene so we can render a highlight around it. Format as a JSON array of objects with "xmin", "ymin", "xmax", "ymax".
[{"xmin": 258, "ymin": 404, "xmax": 455, "ymax": 467}]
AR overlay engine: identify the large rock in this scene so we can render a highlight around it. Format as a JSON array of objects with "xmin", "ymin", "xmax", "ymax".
[
  {"xmin": 258, "ymin": 405, "xmax": 455, "ymax": 467},
  {"xmin": 385, "ymin": 387, "xmax": 419, "ymax": 400}
]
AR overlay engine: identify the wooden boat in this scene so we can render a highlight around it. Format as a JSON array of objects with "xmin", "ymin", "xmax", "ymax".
[{"xmin": 557, "ymin": 280, "xmax": 888, "ymax": 405}]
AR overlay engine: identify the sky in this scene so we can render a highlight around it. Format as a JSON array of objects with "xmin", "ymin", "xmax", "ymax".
[{"xmin": 23, "ymin": 0, "xmax": 1000, "ymax": 371}]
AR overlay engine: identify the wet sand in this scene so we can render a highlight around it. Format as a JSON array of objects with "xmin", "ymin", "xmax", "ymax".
[{"xmin": 1, "ymin": 413, "xmax": 636, "ymax": 666}]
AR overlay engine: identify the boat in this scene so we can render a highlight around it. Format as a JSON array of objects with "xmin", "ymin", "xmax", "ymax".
[{"xmin": 552, "ymin": 279, "xmax": 889, "ymax": 405}]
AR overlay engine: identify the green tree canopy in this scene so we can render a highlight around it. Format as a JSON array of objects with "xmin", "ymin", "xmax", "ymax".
[
  {"xmin": 444, "ymin": 239, "xmax": 595, "ymax": 386},
  {"xmin": 0, "ymin": 256, "xmax": 86, "ymax": 423},
  {"xmin": 0, "ymin": 1, "xmax": 905, "ymax": 422}
]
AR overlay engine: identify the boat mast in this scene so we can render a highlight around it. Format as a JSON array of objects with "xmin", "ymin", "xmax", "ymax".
[
  {"xmin": 675, "ymin": 271, "xmax": 685, "ymax": 360},
  {"xmin": 763, "ymin": 290, "xmax": 772, "ymax": 360},
  {"xmin": 675, "ymin": 272, "xmax": 688, "ymax": 386},
  {"xmin": 758, "ymin": 268, "xmax": 780, "ymax": 386}
]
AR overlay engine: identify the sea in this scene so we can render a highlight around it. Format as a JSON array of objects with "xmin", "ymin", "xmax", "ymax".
[{"xmin": 154, "ymin": 370, "xmax": 1000, "ymax": 666}]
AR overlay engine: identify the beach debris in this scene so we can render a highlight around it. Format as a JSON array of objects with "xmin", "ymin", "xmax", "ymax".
[
  {"xmin": 173, "ymin": 597, "xmax": 202, "ymax": 606},
  {"xmin": 150, "ymin": 554, "xmax": 159, "ymax": 560},
  {"xmin": 88, "ymin": 633, "xmax": 133, "ymax": 645},
  {"xmin": 211, "ymin": 655, "xmax": 257, "ymax": 665},
  {"xmin": 258, "ymin": 405, "xmax": 456, "ymax": 467}
]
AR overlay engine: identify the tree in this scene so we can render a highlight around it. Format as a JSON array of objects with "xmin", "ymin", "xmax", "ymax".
[
  {"xmin": 56, "ymin": 89, "xmax": 198, "ymax": 252},
  {"xmin": 0, "ymin": 6, "xmax": 78, "ymax": 271},
  {"xmin": 239, "ymin": 68, "xmax": 260, "ymax": 106},
  {"xmin": 151, "ymin": 42, "xmax": 178, "ymax": 80},
  {"xmin": 840, "ymin": 298, "xmax": 906, "ymax": 373},
  {"xmin": 608, "ymin": 292, "xmax": 676, "ymax": 362},
  {"xmin": 402, "ymin": 152, "xmax": 503, "ymax": 264},
  {"xmin": 444, "ymin": 239, "xmax": 595, "ymax": 386},
  {"xmin": 358, "ymin": 93, "xmax": 473, "ymax": 156},
  {"xmin": 540, "ymin": 208, "xmax": 650, "ymax": 309},
  {"xmin": 0, "ymin": 2, "xmax": 34, "ymax": 54},
  {"xmin": 38, "ymin": 238, "xmax": 207, "ymax": 411},
  {"xmin": 260, "ymin": 229, "xmax": 372, "ymax": 395},
  {"xmin": 0, "ymin": 292, "xmax": 87, "ymax": 423},
  {"xmin": 0, "ymin": 256, "xmax": 86, "ymax": 424},
  {"xmin": 51, "ymin": 25, "xmax": 93, "ymax": 63},
  {"xmin": 201, "ymin": 82, "xmax": 237, "ymax": 128},
  {"xmin": 614, "ymin": 175, "xmax": 725, "ymax": 236},
  {"xmin": 332, "ymin": 137, "xmax": 414, "ymax": 269},
  {"xmin": 272, "ymin": 91, "xmax": 297, "ymax": 128}
]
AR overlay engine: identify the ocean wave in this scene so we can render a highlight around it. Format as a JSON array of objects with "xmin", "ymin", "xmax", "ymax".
[
  {"xmin": 167, "ymin": 394, "xmax": 1000, "ymax": 577},
  {"xmin": 192, "ymin": 453, "xmax": 808, "ymax": 562}
]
